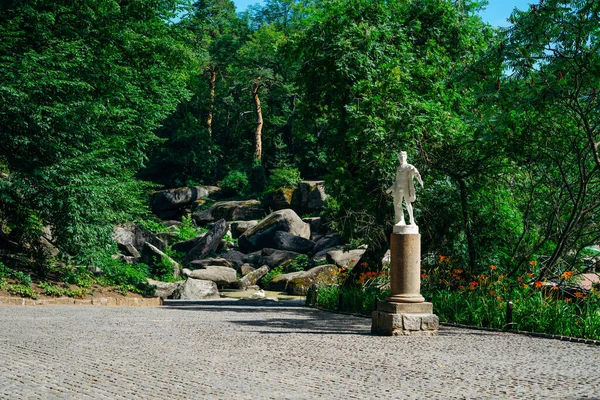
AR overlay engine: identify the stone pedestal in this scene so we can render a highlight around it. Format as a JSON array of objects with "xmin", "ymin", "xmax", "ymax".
[{"xmin": 371, "ymin": 231, "xmax": 438, "ymax": 336}]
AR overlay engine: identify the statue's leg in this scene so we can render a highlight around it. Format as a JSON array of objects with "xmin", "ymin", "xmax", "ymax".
[
  {"xmin": 399, "ymin": 198, "xmax": 406, "ymax": 225},
  {"xmin": 394, "ymin": 201, "xmax": 402, "ymax": 224},
  {"xmin": 406, "ymin": 202, "xmax": 414, "ymax": 225}
]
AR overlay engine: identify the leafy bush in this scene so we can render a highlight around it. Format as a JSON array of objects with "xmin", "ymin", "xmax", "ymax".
[
  {"xmin": 7, "ymin": 284, "xmax": 38, "ymax": 299},
  {"xmin": 61, "ymin": 267, "xmax": 94, "ymax": 289},
  {"xmin": 0, "ymin": 262, "xmax": 12, "ymax": 280},
  {"xmin": 281, "ymin": 254, "xmax": 309, "ymax": 273},
  {"xmin": 220, "ymin": 170, "xmax": 250, "ymax": 197},
  {"xmin": 95, "ymin": 255, "xmax": 152, "ymax": 295},
  {"xmin": 39, "ymin": 282, "xmax": 65, "ymax": 297},
  {"xmin": 151, "ymin": 256, "xmax": 178, "ymax": 283},
  {"xmin": 261, "ymin": 265, "xmax": 284, "ymax": 290},
  {"xmin": 266, "ymin": 168, "xmax": 301, "ymax": 192},
  {"xmin": 176, "ymin": 214, "xmax": 204, "ymax": 241},
  {"xmin": 11, "ymin": 270, "xmax": 33, "ymax": 287}
]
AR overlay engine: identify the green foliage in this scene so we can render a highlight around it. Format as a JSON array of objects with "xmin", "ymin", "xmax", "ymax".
[
  {"xmin": 0, "ymin": 0, "xmax": 193, "ymax": 264},
  {"xmin": 281, "ymin": 254, "xmax": 309, "ymax": 272},
  {"xmin": 261, "ymin": 265, "xmax": 284, "ymax": 289},
  {"xmin": 0, "ymin": 278, "xmax": 6, "ymax": 291},
  {"xmin": 311, "ymin": 285, "xmax": 389, "ymax": 315},
  {"xmin": 95, "ymin": 255, "xmax": 152, "ymax": 295},
  {"xmin": 266, "ymin": 168, "xmax": 301, "ymax": 192},
  {"xmin": 220, "ymin": 170, "xmax": 250, "ymax": 197},
  {"xmin": 0, "ymin": 262, "xmax": 11, "ymax": 280},
  {"xmin": 61, "ymin": 267, "xmax": 94, "ymax": 289},
  {"xmin": 7, "ymin": 284, "xmax": 38, "ymax": 299},
  {"xmin": 38, "ymin": 282, "xmax": 66, "ymax": 297},
  {"xmin": 177, "ymin": 214, "xmax": 203, "ymax": 241}
]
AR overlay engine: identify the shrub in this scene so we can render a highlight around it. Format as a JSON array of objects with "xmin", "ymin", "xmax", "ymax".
[
  {"xmin": 220, "ymin": 170, "xmax": 249, "ymax": 197},
  {"xmin": 95, "ymin": 255, "xmax": 152, "ymax": 295},
  {"xmin": 61, "ymin": 267, "xmax": 94, "ymax": 289},
  {"xmin": 7, "ymin": 284, "xmax": 38, "ymax": 299},
  {"xmin": 266, "ymin": 168, "xmax": 301, "ymax": 192},
  {"xmin": 262, "ymin": 265, "xmax": 284, "ymax": 290}
]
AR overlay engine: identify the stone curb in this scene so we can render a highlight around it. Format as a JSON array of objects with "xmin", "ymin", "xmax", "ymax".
[
  {"xmin": 307, "ymin": 305, "xmax": 600, "ymax": 345},
  {"xmin": 0, "ymin": 296, "xmax": 163, "ymax": 307}
]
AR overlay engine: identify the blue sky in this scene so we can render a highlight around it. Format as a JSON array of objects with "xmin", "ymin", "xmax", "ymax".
[{"xmin": 233, "ymin": 0, "xmax": 533, "ymax": 27}]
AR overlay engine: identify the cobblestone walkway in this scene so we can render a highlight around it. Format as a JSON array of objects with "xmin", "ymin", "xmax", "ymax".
[{"xmin": 1, "ymin": 300, "xmax": 599, "ymax": 399}]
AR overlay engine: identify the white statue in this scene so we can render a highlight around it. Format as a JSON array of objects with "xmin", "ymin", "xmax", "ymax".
[{"xmin": 386, "ymin": 151, "xmax": 423, "ymax": 226}]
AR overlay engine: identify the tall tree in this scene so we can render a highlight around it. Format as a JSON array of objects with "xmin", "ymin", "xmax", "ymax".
[
  {"xmin": 473, "ymin": 0, "xmax": 600, "ymax": 277},
  {"xmin": 294, "ymin": 0, "xmax": 492, "ymax": 267},
  {"xmin": 0, "ymin": 0, "xmax": 192, "ymax": 263}
]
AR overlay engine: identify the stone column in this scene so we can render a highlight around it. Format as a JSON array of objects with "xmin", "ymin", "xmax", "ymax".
[
  {"xmin": 386, "ymin": 233, "xmax": 425, "ymax": 304},
  {"xmin": 371, "ymin": 228, "xmax": 438, "ymax": 336}
]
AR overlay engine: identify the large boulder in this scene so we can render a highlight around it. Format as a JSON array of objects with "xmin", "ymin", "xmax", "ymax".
[
  {"xmin": 260, "ymin": 248, "xmax": 300, "ymax": 269},
  {"xmin": 302, "ymin": 217, "xmax": 324, "ymax": 235},
  {"xmin": 311, "ymin": 245, "xmax": 343, "ymax": 264},
  {"xmin": 171, "ymin": 235, "xmax": 204, "ymax": 254},
  {"xmin": 311, "ymin": 233, "xmax": 344, "ymax": 256},
  {"xmin": 287, "ymin": 265, "xmax": 338, "ymax": 295},
  {"xmin": 183, "ymin": 219, "xmax": 228, "ymax": 264},
  {"xmin": 238, "ymin": 209, "xmax": 310, "ymax": 253},
  {"xmin": 235, "ymin": 265, "xmax": 269, "ymax": 289},
  {"xmin": 151, "ymin": 186, "xmax": 210, "ymax": 215},
  {"xmin": 172, "ymin": 278, "xmax": 220, "ymax": 300},
  {"xmin": 188, "ymin": 258, "xmax": 234, "ymax": 269},
  {"xmin": 272, "ymin": 231, "xmax": 315, "ymax": 254},
  {"xmin": 326, "ymin": 248, "xmax": 366, "ymax": 269},
  {"xmin": 193, "ymin": 200, "xmax": 266, "ymax": 225},
  {"xmin": 147, "ymin": 279, "xmax": 183, "ymax": 299},
  {"xmin": 221, "ymin": 250, "xmax": 247, "ymax": 269},
  {"xmin": 263, "ymin": 187, "xmax": 295, "ymax": 211},
  {"xmin": 113, "ymin": 223, "xmax": 166, "ymax": 255},
  {"xmin": 184, "ymin": 266, "xmax": 237, "ymax": 285},
  {"xmin": 230, "ymin": 220, "xmax": 259, "ymax": 239},
  {"xmin": 268, "ymin": 265, "xmax": 338, "ymax": 295},
  {"xmin": 141, "ymin": 243, "xmax": 181, "ymax": 280},
  {"xmin": 293, "ymin": 181, "xmax": 327, "ymax": 212}
]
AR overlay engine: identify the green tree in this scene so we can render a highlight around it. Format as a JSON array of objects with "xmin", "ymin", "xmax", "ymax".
[
  {"xmin": 473, "ymin": 0, "xmax": 600, "ymax": 278},
  {"xmin": 294, "ymin": 0, "xmax": 492, "ymax": 268},
  {"xmin": 0, "ymin": 0, "xmax": 192, "ymax": 264}
]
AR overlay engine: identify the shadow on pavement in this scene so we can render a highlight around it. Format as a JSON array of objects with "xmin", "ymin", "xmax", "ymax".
[{"xmin": 162, "ymin": 300, "xmax": 500, "ymax": 338}]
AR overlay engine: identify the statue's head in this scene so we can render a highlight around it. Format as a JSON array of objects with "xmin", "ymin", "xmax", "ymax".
[{"xmin": 398, "ymin": 151, "xmax": 407, "ymax": 163}]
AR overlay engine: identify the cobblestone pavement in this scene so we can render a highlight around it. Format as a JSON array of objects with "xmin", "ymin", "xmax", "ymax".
[{"xmin": 1, "ymin": 300, "xmax": 600, "ymax": 399}]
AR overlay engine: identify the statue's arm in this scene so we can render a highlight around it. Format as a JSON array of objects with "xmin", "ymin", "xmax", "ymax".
[{"xmin": 415, "ymin": 169, "xmax": 424, "ymax": 187}]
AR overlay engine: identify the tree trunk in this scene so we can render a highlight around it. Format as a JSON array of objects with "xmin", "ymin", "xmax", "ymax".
[
  {"xmin": 207, "ymin": 67, "xmax": 216, "ymax": 138},
  {"xmin": 458, "ymin": 178, "xmax": 477, "ymax": 275},
  {"xmin": 253, "ymin": 83, "xmax": 263, "ymax": 162}
]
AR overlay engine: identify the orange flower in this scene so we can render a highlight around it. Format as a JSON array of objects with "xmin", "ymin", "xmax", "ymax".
[
  {"xmin": 490, "ymin": 265, "xmax": 497, "ymax": 270},
  {"xmin": 498, "ymin": 275, "xmax": 504, "ymax": 280},
  {"xmin": 550, "ymin": 285, "xmax": 559, "ymax": 291},
  {"xmin": 522, "ymin": 283, "xmax": 529, "ymax": 289},
  {"xmin": 458, "ymin": 285, "xmax": 465, "ymax": 290},
  {"xmin": 529, "ymin": 260, "xmax": 538, "ymax": 266},
  {"xmin": 562, "ymin": 271, "xmax": 574, "ymax": 280},
  {"xmin": 574, "ymin": 292, "xmax": 585, "ymax": 298},
  {"xmin": 489, "ymin": 290, "xmax": 496, "ymax": 295},
  {"xmin": 534, "ymin": 281, "xmax": 543, "ymax": 289},
  {"xmin": 421, "ymin": 273, "xmax": 427, "ymax": 279},
  {"xmin": 455, "ymin": 269, "xmax": 463, "ymax": 274},
  {"xmin": 566, "ymin": 298, "xmax": 572, "ymax": 303},
  {"xmin": 439, "ymin": 255, "xmax": 450, "ymax": 263},
  {"xmin": 528, "ymin": 273, "xmax": 534, "ymax": 278},
  {"xmin": 496, "ymin": 296, "xmax": 503, "ymax": 301},
  {"xmin": 517, "ymin": 277, "xmax": 523, "ymax": 282},
  {"xmin": 360, "ymin": 261, "xmax": 368, "ymax": 267}
]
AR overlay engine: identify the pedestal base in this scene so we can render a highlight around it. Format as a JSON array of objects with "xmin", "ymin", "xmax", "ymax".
[{"xmin": 371, "ymin": 301, "xmax": 438, "ymax": 336}]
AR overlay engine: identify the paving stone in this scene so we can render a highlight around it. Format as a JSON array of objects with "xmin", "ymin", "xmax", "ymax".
[{"xmin": 0, "ymin": 303, "xmax": 599, "ymax": 399}]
